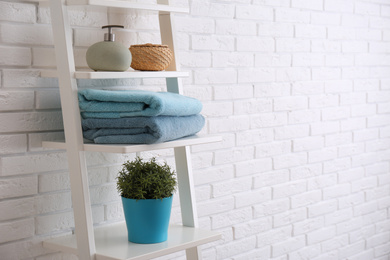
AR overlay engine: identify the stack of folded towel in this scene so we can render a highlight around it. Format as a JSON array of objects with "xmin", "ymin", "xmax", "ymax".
[{"xmin": 78, "ymin": 89, "xmax": 205, "ymax": 144}]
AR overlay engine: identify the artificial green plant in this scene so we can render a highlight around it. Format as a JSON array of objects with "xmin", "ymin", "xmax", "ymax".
[{"xmin": 117, "ymin": 157, "xmax": 177, "ymax": 200}]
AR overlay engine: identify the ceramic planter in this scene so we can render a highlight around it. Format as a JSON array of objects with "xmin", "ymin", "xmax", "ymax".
[{"xmin": 121, "ymin": 196, "xmax": 173, "ymax": 244}]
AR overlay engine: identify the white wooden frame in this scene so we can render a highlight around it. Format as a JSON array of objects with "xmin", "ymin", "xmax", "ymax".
[
  {"xmin": 157, "ymin": 4, "xmax": 201, "ymax": 258},
  {"xmin": 45, "ymin": 0, "xmax": 220, "ymax": 259},
  {"xmin": 49, "ymin": 0, "xmax": 96, "ymax": 259}
]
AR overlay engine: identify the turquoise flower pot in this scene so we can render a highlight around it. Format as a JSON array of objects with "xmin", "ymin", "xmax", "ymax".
[{"xmin": 121, "ymin": 196, "xmax": 173, "ymax": 244}]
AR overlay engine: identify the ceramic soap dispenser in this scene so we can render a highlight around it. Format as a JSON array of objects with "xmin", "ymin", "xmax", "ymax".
[{"xmin": 86, "ymin": 25, "xmax": 131, "ymax": 72}]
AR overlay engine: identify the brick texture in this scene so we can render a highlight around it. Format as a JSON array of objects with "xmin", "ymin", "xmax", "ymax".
[{"xmin": 0, "ymin": 0, "xmax": 389, "ymax": 259}]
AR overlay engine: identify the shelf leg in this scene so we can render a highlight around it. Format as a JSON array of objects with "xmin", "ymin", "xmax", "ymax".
[
  {"xmin": 174, "ymin": 146, "xmax": 202, "ymax": 259},
  {"xmin": 49, "ymin": 0, "xmax": 96, "ymax": 259},
  {"xmin": 158, "ymin": 6, "xmax": 185, "ymax": 94},
  {"xmin": 158, "ymin": 1, "xmax": 202, "ymax": 258},
  {"xmin": 158, "ymin": 2, "xmax": 179, "ymax": 73}
]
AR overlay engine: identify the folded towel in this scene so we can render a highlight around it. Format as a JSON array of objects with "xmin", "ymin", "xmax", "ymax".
[
  {"xmin": 82, "ymin": 114, "xmax": 205, "ymax": 144},
  {"xmin": 78, "ymin": 89, "xmax": 203, "ymax": 118}
]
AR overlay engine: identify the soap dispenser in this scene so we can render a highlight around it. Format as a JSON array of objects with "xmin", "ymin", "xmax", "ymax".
[{"xmin": 86, "ymin": 25, "xmax": 132, "ymax": 72}]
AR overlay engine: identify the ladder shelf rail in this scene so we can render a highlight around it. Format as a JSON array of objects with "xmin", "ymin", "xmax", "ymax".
[{"xmin": 44, "ymin": 0, "xmax": 218, "ymax": 259}]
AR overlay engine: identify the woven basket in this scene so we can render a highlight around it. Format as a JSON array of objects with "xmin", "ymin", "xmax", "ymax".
[{"xmin": 129, "ymin": 43, "xmax": 173, "ymax": 71}]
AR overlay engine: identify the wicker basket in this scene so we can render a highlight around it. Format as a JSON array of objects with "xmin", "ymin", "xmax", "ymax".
[{"xmin": 129, "ymin": 43, "xmax": 173, "ymax": 71}]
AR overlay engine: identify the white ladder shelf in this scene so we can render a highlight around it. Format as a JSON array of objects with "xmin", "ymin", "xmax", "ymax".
[{"xmin": 41, "ymin": 1, "xmax": 221, "ymax": 259}]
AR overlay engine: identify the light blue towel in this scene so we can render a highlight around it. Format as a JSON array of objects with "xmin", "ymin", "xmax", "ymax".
[
  {"xmin": 78, "ymin": 89, "xmax": 203, "ymax": 118},
  {"xmin": 82, "ymin": 114, "xmax": 205, "ymax": 144}
]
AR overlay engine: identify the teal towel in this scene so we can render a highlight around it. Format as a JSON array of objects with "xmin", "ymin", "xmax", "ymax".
[
  {"xmin": 82, "ymin": 114, "xmax": 205, "ymax": 144},
  {"xmin": 78, "ymin": 89, "xmax": 203, "ymax": 118}
]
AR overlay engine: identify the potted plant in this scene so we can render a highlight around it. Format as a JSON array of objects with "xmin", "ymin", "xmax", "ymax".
[{"xmin": 117, "ymin": 156, "xmax": 177, "ymax": 244}]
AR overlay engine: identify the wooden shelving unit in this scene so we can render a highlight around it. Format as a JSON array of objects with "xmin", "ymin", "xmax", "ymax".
[{"xmin": 41, "ymin": 1, "xmax": 221, "ymax": 259}]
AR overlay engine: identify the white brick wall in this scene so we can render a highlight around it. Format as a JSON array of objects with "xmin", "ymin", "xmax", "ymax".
[{"xmin": 0, "ymin": 0, "xmax": 389, "ymax": 259}]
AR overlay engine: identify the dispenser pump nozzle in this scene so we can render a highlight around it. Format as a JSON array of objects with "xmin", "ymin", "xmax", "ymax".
[{"xmin": 102, "ymin": 25, "xmax": 124, "ymax": 42}]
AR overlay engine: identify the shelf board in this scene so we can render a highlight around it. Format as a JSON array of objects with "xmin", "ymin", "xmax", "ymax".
[
  {"xmin": 39, "ymin": 0, "xmax": 189, "ymax": 13},
  {"xmin": 40, "ymin": 70, "xmax": 189, "ymax": 79},
  {"xmin": 42, "ymin": 135, "xmax": 222, "ymax": 154},
  {"xmin": 43, "ymin": 222, "xmax": 221, "ymax": 260}
]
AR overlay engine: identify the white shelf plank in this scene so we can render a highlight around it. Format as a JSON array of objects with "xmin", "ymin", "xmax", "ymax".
[
  {"xmin": 42, "ymin": 135, "xmax": 222, "ymax": 154},
  {"xmin": 39, "ymin": 0, "xmax": 189, "ymax": 13},
  {"xmin": 43, "ymin": 223, "xmax": 221, "ymax": 260},
  {"xmin": 40, "ymin": 70, "xmax": 189, "ymax": 79},
  {"xmin": 68, "ymin": 0, "xmax": 189, "ymax": 13}
]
